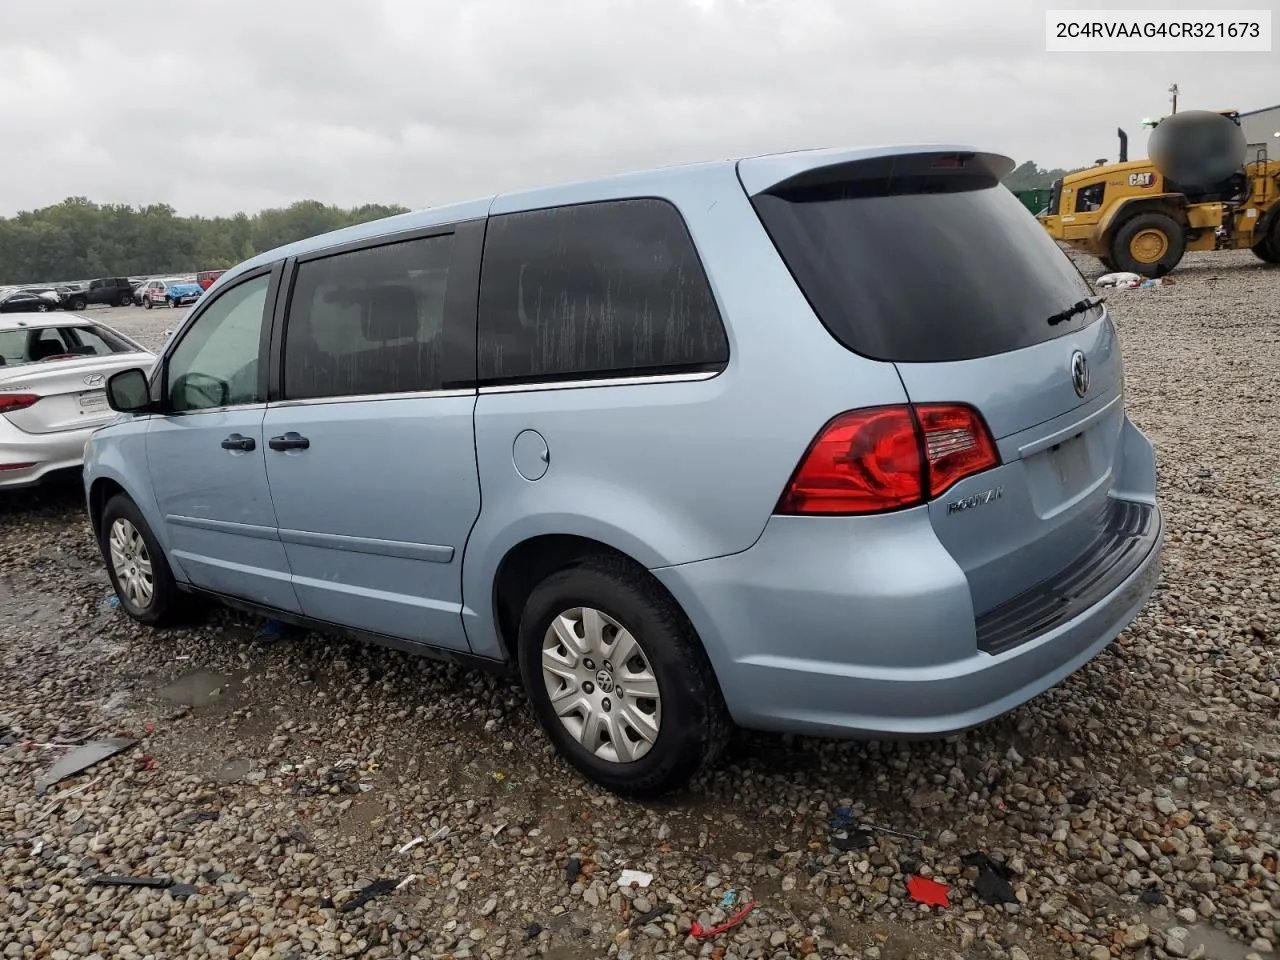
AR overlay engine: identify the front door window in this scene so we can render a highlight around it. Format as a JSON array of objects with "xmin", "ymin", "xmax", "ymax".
[{"xmin": 164, "ymin": 274, "xmax": 269, "ymax": 413}]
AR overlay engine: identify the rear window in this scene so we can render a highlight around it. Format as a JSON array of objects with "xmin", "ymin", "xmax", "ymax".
[
  {"xmin": 750, "ymin": 156, "xmax": 1100, "ymax": 363},
  {"xmin": 477, "ymin": 198, "xmax": 728, "ymax": 386}
]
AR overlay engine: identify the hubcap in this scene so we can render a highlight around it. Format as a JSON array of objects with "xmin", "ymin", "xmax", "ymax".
[
  {"xmin": 108, "ymin": 518, "xmax": 154, "ymax": 610},
  {"xmin": 1130, "ymin": 228, "xmax": 1168, "ymax": 264},
  {"xmin": 540, "ymin": 607, "xmax": 662, "ymax": 763}
]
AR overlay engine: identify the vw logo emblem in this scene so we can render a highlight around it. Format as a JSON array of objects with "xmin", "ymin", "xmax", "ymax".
[
  {"xmin": 1070, "ymin": 350, "xmax": 1089, "ymax": 398},
  {"xmin": 83, "ymin": 374, "xmax": 105, "ymax": 387}
]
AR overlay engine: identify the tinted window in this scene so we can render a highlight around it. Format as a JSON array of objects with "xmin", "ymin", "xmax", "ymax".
[
  {"xmin": 282, "ymin": 234, "xmax": 458, "ymax": 400},
  {"xmin": 477, "ymin": 198, "xmax": 728, "ymax": 385},
  {"xmin": 166, "ymin": 274, "xmax": 269, "ymax": 412},
  {"xmin": 751, "ymin": 157, "xmax": 1099, "ymax": 364}
]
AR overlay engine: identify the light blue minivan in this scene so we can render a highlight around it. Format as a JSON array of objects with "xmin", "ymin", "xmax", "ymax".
[{"xmin": 85, "ymin": 145, "xmax": 1163, "ymax": 796}]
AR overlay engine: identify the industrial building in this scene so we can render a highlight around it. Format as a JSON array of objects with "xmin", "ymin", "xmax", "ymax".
[{"xmin": 1240, "ymin": 103, "xmax": 1280, "ymax": 160}]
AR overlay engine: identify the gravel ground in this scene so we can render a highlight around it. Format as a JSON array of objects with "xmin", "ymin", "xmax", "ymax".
[{"xmin": 2, "ymin": 252, "xmax": 1279, "ymax": 960}]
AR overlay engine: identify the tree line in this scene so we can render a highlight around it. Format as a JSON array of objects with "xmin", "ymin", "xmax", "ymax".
[
  {"xmin": 2, "ymin": 164, "xmax": 1082, "ymax": 284},
  {"xmin": 0, "ymin": 197, "xmax": 410, "ymax": 285}
]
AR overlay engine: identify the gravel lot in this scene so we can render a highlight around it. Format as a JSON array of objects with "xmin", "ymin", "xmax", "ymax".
[{"xmin": 2, "ymin": 252, "xmax": 1279, "ymax": 960}]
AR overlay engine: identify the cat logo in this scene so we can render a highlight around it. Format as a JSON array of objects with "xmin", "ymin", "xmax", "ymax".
[{"xmin": 1128, "ymin": 172, "xmax": 1156, "ymax": 188}]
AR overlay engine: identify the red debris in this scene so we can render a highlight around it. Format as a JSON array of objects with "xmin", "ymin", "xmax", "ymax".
[
  {"xmin": 134, "ymin": 755, "xmax": 158, "ymax": 772},
  {"xmin": 691, "ymin": 901, "xmax": 757, "ymax": 939},
  {"xmin": 906, "ymin": 875, "xmax": 950, "ymax": 908},
  {"xmin": 143, "ymin": 723, "xmax": 156, "ymax": 734}
]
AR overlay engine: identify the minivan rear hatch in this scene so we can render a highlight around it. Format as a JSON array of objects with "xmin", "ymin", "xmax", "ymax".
[{"xmin": 742, "ymin": 148, "xmax": 1143, "ymax": 646}]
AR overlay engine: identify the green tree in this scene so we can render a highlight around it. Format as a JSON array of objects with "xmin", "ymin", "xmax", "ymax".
[{"xmin": 0, "ymin": 198, "xmax": 411, "ymax": 284}]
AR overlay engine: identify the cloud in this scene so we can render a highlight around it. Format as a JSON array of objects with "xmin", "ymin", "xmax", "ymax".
[{"xmin": 0, "ymin": 0, "xmax": 1274, "ymax": 215}]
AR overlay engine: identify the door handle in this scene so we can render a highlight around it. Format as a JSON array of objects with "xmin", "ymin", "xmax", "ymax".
[
  {"xmin": 220, "ymin": 433, "xmax": 255, "ymax": 452},
  {"xmin": 268, "ymin": 432, "xmax": 310, "ymax": 452}
]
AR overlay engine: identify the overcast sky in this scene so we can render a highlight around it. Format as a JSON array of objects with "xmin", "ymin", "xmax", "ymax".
[{"xmin": 0, "ymin": 0, "xmax": 1276, "ymax": 217}]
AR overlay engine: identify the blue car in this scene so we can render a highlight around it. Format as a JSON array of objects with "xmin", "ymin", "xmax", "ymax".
[
  {"xmin": 164, "ymin": 282, "xmax": 204, "ymax": 308},
  {"xmin": 84, "ymin": 143, "xmax": 1163, "ymax": 797}
]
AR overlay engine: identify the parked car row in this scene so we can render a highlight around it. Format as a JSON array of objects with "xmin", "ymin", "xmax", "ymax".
[
  {"xmin": 5, "ymin": 145, "xmax": 1164, "ymax": 797},
  {"xmin": 133, "ymin": 276, "xmax": 206, "ymax": 309},
  {"xmin": 0, "ymin": 273, "xmax": 221, "ymax": 312}
]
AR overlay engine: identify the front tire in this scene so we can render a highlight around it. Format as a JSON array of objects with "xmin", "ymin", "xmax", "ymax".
[
  {"xmin": 69, "ymin": 296, "xmax": 87, "ymax": 311},
  {"xmin": 143, "ymin": 298, "xmax": 153, "ymax": 309},
  {"xmin": 517, "ymin": 556, "xmax": 731, "ymax": 797},
  {"xmin": 1109, "ymin": 213, "xmax": 1186, "ymax": 277},
  {"xmin": 99, "ymin": 494, "xmax": 186, "ymax": 627},
  {"xmin": 118, "ymin": 292, "xmax": 132, "ymax": 307}
]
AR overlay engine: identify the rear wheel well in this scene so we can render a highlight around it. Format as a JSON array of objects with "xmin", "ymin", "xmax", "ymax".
[
  {"xmin": 88, "ymin": 478, "xmax": 126, "ymax": 537},
  {"xmin": 492, "ymin": 535, "xmax": 669, "ymax": 661}
]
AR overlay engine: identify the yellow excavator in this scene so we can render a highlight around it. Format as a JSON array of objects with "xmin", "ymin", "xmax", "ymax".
[{"xmin": 1037, "ymin": 109, "xmax": 1280, "ymax": 275}]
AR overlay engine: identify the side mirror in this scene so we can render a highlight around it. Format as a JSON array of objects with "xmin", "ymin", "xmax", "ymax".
[{"xmin": 106, "ymin": 368, "xmax": 152, "ymax": 414}]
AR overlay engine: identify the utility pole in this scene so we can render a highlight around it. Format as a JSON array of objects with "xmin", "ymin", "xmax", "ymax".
[{"xmin": 1169, "ymin": 83, "xmax": 1179, "ymax": 114}]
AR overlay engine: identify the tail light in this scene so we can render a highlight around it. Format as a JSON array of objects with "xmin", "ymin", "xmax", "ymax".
[
  {"xmin": 0, "ymin": 393, "xmax": 40, "ymax": 413},
  {"xmin": 776, "ymin": 403, "xmax": 999, "ymax": 516}
]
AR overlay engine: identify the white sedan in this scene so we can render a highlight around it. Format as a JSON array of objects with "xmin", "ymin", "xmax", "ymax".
[{"xmin": 0, "ymin": 315, "xmax": 155, "ymax": 490}]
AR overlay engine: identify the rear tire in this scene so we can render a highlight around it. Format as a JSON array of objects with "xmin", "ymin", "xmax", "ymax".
[
  {"xmin": 1253, "ymin": 241, "xmax": 1279, "ymax": 264},
  {"xmin": 143, "ymin": 298, "xmax": 153, "ymax": 309},
  {"xmin": 99, "ymin": 494, "xmax": 188, "ymax": 627},
  {"xmin": 69, "ymin": 296, "xmax": 86, "ymax": 311},
  {"xmin": 117, "ymin": 292, "xmax": 132, "ymax": 307},
  {"xmin": 1109, "ymin": 213, "xmax": 1185, "ymax": 277},
  {"xmin": 516, "ymin": 555, "xmax": 731, "ymax": 798}
]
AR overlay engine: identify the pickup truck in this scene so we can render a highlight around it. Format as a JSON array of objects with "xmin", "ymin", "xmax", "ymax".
[{"xmin": 84, "ymin": 277, "xmax": 137, "ymax": 308}]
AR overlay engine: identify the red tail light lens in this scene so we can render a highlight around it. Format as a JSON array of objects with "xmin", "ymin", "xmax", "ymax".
[
  {"xmin": 0, "ymin": 393, "xmax": 39, "ymax": 413},
  {"xmin": 915, "ymin": 403, "xmax": 999, "ymax": 498},
  {"xmin": 777, "ymin": 403, "xmax": 999, "ymax": 516},
  {"xmin": 776, "ymin": 406, "xmax": 925, "ymax": 515}
]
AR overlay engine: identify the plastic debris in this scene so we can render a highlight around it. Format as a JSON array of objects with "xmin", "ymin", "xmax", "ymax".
[
  {"xmin": 629, "ymin": 903, "xmax": 671, "ymax": 929},
  {"xmin": 339, "ymin": 878, "xmax": 398, "ymax": 912},
  {"xmin": 254, "ymin": 618, "xmax": 286, "ymax": 641},
  {"xmin": 103, "ymin": 595, "xmax": 121, "ymax": 610},
  {"xmin": 831, "ymin": 830, "xmax": 874, "ymax": 852},
  {"xmin": 396, "ymin": 836, "xmax": 425, "ymax": 855},
  {"xmin": 829, "ymin": 805, "xmax": 857, "ymax": 831},
  {"xmin": 617, "ymin": 869, "xmax": 654, "ymax": 889},
  {"xmin": 691, "ymin": 900, "xmax": 756, "ymax": 939},
  {"xmin": 719, "ymin": 889, "xmax": 738, "ymax": 908},
  {"xmin": 491, "ymin": 771, "xmax": 505, "ymax": 782},
  {"xmin": 92, "ymin": 875, "xmax": 174, "ymax": 889},
  {"xmin": 961, "ymin": 852, "xmax": 1016, "ymax": 906},
  {"xmin": 31, "ymin": 839, "xmax": 43, "ymax": 856},
  {"xmin": 1096, "ymin": 271, "xmax": 1143, "ymax": 288},
  {"xmin": 394, "ymin": 874, "xmax": 417, "ymax": 891},
  {"xmin": 36, "ymin": 738, "xmax": 136, "ymax": 793},
  {"xmin": 427, "ymin": 825, "xmax": 450, "ymax": 842},
  {"xmin": 907, "ymin": 875, "xmax": 950, "ymax": 908},
  {"xmin": 134, "ymin": 755, "xmax": 158, "ymax": 772},
  {"xmin": 830, "ymin": 806, "xmax": 923, "ymax": 844},
  {"xmin": 564, "ymin": 855, "xmax": 581, "ymax": 884}
]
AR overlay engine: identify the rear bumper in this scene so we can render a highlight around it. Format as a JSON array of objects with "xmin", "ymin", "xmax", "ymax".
[
  {"xmin": 652, "ymin": 499, "xmax": 1162, "ymax": 740},
  {"xmin": 0, "ymin": 418, "xmax": 96, "ymax": 489}
]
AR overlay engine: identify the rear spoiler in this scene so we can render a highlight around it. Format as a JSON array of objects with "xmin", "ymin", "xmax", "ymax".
[{"xmin": 736, "ymin": 144, "xmax": 1014, "ymax": 196}]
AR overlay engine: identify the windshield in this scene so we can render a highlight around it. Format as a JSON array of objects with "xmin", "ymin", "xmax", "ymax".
[
  {"xmin": 751, "ymin": 164, "xmax": 1099, "ymax": 363},
  {"xmin": 0, "ymin": 324, "xmax": 136, "ymax": 367}
]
